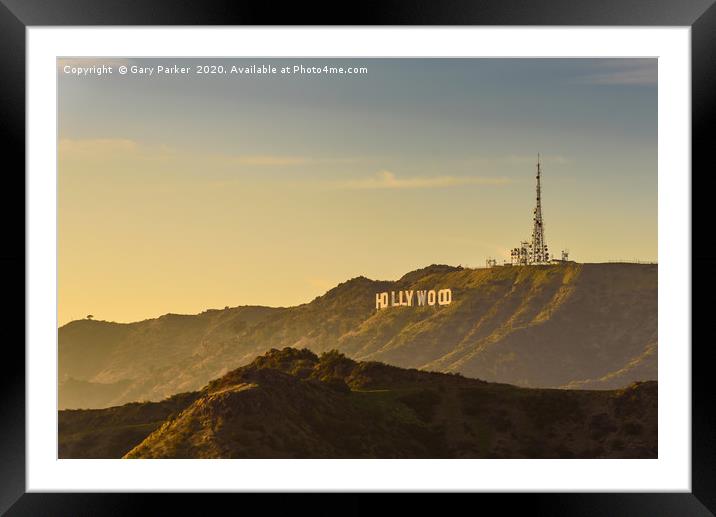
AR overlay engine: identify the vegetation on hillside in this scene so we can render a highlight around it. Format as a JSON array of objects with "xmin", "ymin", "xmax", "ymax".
[
  {"xmin": 59, "ymin": 347, "xmax": 657, "ymax": 459},
  {"xmin": 59, "ymin": 263, "xmax": 657, "ymax": 409}
]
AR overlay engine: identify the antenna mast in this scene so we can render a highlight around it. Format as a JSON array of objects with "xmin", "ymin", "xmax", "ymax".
[
  {"xmin": 531, "ymin": 154, "xmax": 549, "ymax": 263},
  {"xmin": 508, "ymin": 153, "xmax": 558, "ymax": 266}
]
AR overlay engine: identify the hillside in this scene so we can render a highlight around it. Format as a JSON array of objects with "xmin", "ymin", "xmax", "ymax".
[
  {"xmin": 59, "ymin": 348, "xmax": 657, "ymax": 459},
  {"xmin": 59, "ymin": 391, "xmax": 199, "ymax": 459},
  {"xmin": 59, "ymin": 262, "xmax": 657, "ymax": 409}
]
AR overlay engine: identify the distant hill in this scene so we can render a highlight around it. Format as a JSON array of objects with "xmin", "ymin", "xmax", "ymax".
[
  {"xmin": 59, "ymin": 348, "xmax": 657, "ymax": 459},
  {"xmin": 59, "ymin": 262, "xmax": 657, "ymax": 409}
]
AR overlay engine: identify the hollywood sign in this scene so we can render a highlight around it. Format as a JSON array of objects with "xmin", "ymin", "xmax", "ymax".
[{"xmin": 375, "ymin": 289, "xmax": 453, "ymax": 310}]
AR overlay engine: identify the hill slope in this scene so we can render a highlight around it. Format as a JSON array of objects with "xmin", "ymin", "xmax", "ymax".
[
  {"xmin": 59, "ymin": 348, "xmax": 657, "ymax": 459},
  {"xmin": 59, "ymin": 391, "xmax": 199, "ymax": 459},
  {"xmin": 59, "ymin": 262, "xmax": 657, "ymax": 409}
]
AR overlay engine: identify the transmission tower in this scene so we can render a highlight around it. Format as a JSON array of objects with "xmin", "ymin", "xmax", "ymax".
[{"xmin": 530, "ymin": 154, "xmax": 549, "ymax": 263}]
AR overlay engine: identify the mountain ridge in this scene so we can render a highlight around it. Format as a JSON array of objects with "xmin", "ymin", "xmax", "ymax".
[
  {"xmin": 59, "ymin": 347, "xmax": 657, "ymax": 459},
  {"xmin": 59, "ymin": 262, "xmax": 657, "ymax": 409}
]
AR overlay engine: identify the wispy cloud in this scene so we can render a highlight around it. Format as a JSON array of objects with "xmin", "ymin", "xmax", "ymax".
[
  {"xmin": 577, "ymin": 59, "xmax": 657, "ymax": 86},
  {"xmin": 59, "ymin": 137, "xmax": 133, "ymax": 152},
  {"xmin": 331, "ymin": 170, "xmax": 512, "ymax": 190},
  {"xmin": 228, "ymin": 155, "xmax": 310, "ymax": 166},
  {"xmin": 58, "ymin": 138, "xmax": 355, "ymax": 167},
  {"xmin": 221, "ymin": 154, "xmax": 357, "ymax": 166},
  {"xmin": 58, "ymin": 138, "xmax": 178, "ymax": 165}
]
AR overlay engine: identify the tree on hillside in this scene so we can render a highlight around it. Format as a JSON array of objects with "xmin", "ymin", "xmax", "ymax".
[{"xmin": 86, "ymin": 314, "xmax": 94, "ymax": 320}]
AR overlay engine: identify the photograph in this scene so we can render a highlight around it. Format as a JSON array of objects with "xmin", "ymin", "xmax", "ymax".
[{"xmin": 57, "ymin": 57, "xmax": 658, "ymax": 460}]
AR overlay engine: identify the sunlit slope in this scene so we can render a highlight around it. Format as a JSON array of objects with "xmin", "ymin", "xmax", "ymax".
[
  {"xmin": 345, "ymin": 263, "xmax": 657, "ymax": 387},
  {"xmin": 59, "ymin": 263, "xmax": 657, "ymax": 409}
]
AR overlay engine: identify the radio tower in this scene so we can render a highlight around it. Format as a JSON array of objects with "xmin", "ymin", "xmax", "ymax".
[{"xmin": 531, "ymin": 154, "xmax": 549, "ymax": 263}]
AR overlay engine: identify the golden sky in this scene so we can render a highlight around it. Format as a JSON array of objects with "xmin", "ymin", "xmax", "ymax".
[{"xmin": 58, "ymin": 58, "xmax": 657, "ymax": 325}]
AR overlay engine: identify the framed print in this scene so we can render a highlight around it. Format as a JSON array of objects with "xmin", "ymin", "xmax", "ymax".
[{"xmin": 2, "ymin": 0, "xmax": 714, "ymax": 514}]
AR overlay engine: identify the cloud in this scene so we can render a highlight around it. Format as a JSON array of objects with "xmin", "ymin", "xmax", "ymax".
[
  {"xmin": 218, "ymin": 154, "xmax": 357, "ymax": 167},
  {"xmin": 577, "ymin": 60, "xmax": 657, "ymax": 86},
  {"xmin": 332, "ymin": 170, "xmax": 512, "ymax": 190},
  {"xmin": 221, "ymin": 155, "xmax": 356, "ymax": 166},
  {"xmin": 58, "ymin": 138, "xmax": 354, "ymax": 167},
  {"xmin": 58, "ymin": 138, "xmax": 181, "ymax": 166},
  {"xmin": 228, "ymin": 155, "xmax": 310, "ymax": 166},
  {"xmin": 59, "ymin": 138, "xmax": 140, "ymax": 157}
]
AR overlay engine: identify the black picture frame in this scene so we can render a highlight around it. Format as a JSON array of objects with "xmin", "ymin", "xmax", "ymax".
[{"xmin": 2, "ymin": 1, "xmax": 713, "ymax": 514}]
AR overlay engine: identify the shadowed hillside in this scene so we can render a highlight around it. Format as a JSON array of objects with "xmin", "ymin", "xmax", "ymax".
[
  {"xmin": 59, "ymin": 262, "xmax": 657, "ymax": 409},
  {"xmin": 59, "ymin": 348, "xmax": 657, "ymax": 459},
  {"xmin": 59, "ymin": 391, "xmax": 200, "ymax": 459}
]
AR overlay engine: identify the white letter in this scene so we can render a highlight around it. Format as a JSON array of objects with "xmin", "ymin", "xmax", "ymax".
[
  {"xmin": 405, "ymin": 290, "xmax": 414, "ymax": 306},
  {"xmin": 428, "ymin": 290, "xmax": 436, "ymax": 306},
  {"xmin": 438, "ymin": 289, "xmax": 452, "ymax": 306},
  {"xmin": 376, "ymin": 292, "xmax": 388, "ymax": 310},
  {"xmin": 417, "ymin": 290, "xmax": 427, "ymax": 306}
]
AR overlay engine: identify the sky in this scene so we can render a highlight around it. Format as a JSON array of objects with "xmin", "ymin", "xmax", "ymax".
[{"xmin": 58, "ymin": 58, "xmax": 657, "ymax": 325}]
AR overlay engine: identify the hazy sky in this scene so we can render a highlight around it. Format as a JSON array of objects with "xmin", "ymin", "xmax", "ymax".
[{"xmin": 58, "ymin": 58, "xmax": 657, "ymax": 325}]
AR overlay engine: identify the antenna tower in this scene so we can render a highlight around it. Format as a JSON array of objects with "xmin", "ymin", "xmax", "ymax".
[{"xmin": 531, "ymin": 154, "xmax": 549, "ymax": 263}]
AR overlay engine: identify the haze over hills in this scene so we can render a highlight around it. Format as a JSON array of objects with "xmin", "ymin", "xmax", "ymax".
[
  {"xmin": 59, "ymin": 262, "xmax": 657, "ymax": 409},
  {"xmin": 59, "ymin": 348, "xmax": 657, "ymax": 459}
]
